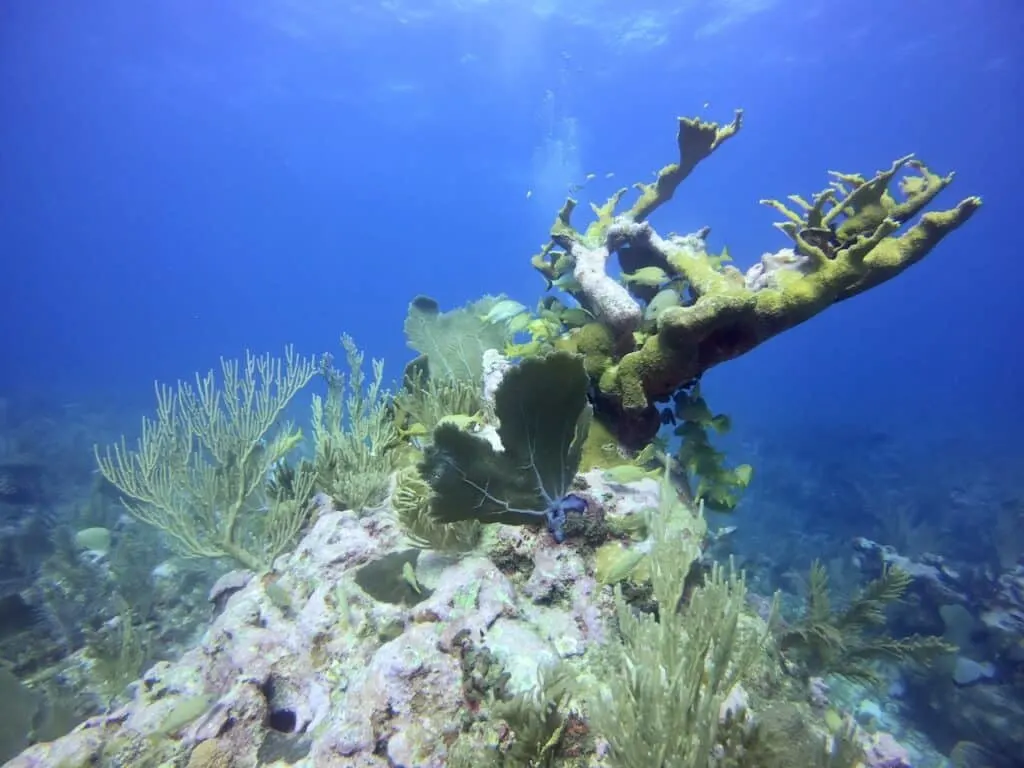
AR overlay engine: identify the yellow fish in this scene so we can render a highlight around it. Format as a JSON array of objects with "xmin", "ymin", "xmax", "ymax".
[
  {"xmin": 506, "ymin": 312, "xmax": 533, "ymax": 334},
  {"xmin": 481, "ymin": 299, "xmax": 528, "ymax": 325},
  {"xmin": 602, "ymin": 465, "xmax": 657, "ymax": 484},
  {"xmin": 436, "ymin": 413, "xmax": 483, "ymax": 431},
  {"xmin": 621, "ymin": 266, "xmax": 670, "ymax": 287}
]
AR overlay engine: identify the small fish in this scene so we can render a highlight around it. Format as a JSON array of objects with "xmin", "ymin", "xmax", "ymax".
[
  {"xmin": 552, "ymin": 254, "xmax": 573, "ymax": 273},
  {"xmin": 644, "ymin": 288, "xmax": 681, "ymax": 322},
  {"xmin": 677, "ymin": 397, "xmax": 714, "ymax": 425},
  {"xmin": 703, "ymin": 101, "xmax": 710, "ymax": 109},
  {"xmin": 74, "ymin": 526, "xmax": 112, "ymax": 555},
  {"xmin": 560, "ymin": 307, "xmax": 592, "ymax": 326},
  {"xmin": 400, "ymin": 422, "xmax": 429, "ymax": 438},
  {"xmin": 526, "ymin": 189, "xmax": 533, "ymax": 199},
  {"xmin": 596, "ymin": 543, "xmax": 647, "ymax": 585},
  {"xmin": 605, "ymin": 172, "xmax": 615, "ymax": 179},
  {"xmin": 436, "ymin": 413, "xmax": 482, "ymax": 431},
  {"xmin": 506, "ymin": 312, "xmax": 533, "ymax": 334},
  {"xmin": 551, "ymin": 273, "xmax": 582, "ymax": 292},
  {"xmin": 602, "ymin": 465, "xmax": 654, "ymax": 484},
  {"xmin": 538, "ymin": 308, "xmax": 563, "ymax": 324},
  {"xmin": 710, "ymin": 414, "xmax": 732, "ymax": 434},
  {"xmin": 505, "ymin": 339, "xmax": 541, "ymax": 357},
  {"xmin": 621, "ymin": 266, "xmax": 670, "ymax": 287},
  {"xmin": 733, "ymin": 464, "xmax": 753, "ymax": 487},
  {"xmin": 708, "ymin": 525, "xmax": 738, "ymax": 542},
  {"xmin": 481, "ymin": 299, "xmax": 528, "ymax": 325},
  {"xmin": 527, "ymin": 317, "xmax": 558, "ymax": 339},
  {"xmin": 585, "ymin": 173, "xmax": 596, "ymax": 181},
  {"xmin": 633, "ymin": 443, "xmax": 659, "ymax": 465}
]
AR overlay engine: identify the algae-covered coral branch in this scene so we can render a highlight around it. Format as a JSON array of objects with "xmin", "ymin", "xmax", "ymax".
[
  {"xmin": 534, "ymin": 111, "xmax": 744, "ymax": 340},
  {"xmin": 533, "ymin": 112, "xmax": 980, "ymax": 441}
]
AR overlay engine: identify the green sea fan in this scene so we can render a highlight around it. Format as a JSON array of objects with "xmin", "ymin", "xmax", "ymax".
[
  {"xmin": 403, "ymin": 295, "xmax": 511, "ymax": 383},
  {"xmin": 419, "ymin": 352, "xmax": 591, "ymax": 535}
]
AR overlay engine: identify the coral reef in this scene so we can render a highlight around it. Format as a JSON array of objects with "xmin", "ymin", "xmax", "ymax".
[
  {"xmin": 2, "ymin": 109, "xmax": 990, "ymax": 766},
  {"xmin": 8, "ymin": 478, "xmax": 896, "ymax": 768},
  {"xmin": 532, "ymin": 112, "xmax": 980, "ymax": 444}
]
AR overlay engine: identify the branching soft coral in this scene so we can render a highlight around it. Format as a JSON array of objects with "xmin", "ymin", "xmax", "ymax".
[
  {"xmin": 312, "ymin": 335, "xmax": 401, "ymax": 514},
  {"xmin": 779, "ymin": 561, "xmax": 953, "ymax": 685},
  {"xmin": 96, "ymin": 347, "xmax": 317, "ymax": 571}
]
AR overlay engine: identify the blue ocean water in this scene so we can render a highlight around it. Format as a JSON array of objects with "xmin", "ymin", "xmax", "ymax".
[
  {"xmin": 1, "ymin": 0, "xmax": 1022, "ymax": 764},
  {"xmin": 3, "ymin": 0, "xmax": 1020, "ymax": 428}
]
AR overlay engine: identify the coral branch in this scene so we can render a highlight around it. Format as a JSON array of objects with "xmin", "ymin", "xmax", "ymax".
[
  {"xmin": 534, "ymin": 111, "xmax": 744, "ymax": 343},
  {"xmin": 600, "ymin": 190, "xmax": 980, "ymax": 420},
  {"xmin": 627, "ymin": 109, "xmax": 744, "ymax": 222},
  {"xmin": 530, "ymin": 112, "xmax": 981, "ymax": 445},
  {"xmin": 550, "ymin": 201, "xmax": 643, "ymax": 340}
]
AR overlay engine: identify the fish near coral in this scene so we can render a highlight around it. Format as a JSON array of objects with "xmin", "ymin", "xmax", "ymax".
[
  {"xmin": 481, "ymin": 299, "xmax": 528, "ymax": 326},
  {"xmin": 643, "ymin": 288, "xmax": 682, "ymax": 323},
  {"xmin": 620, "ymin": 266, "xmax": 670, "ymax": 288}
]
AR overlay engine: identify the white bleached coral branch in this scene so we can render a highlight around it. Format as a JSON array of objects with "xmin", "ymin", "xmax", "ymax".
[{"xmin": 566, "ymin": 219, "xmax": 644, "ymax": 339}]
